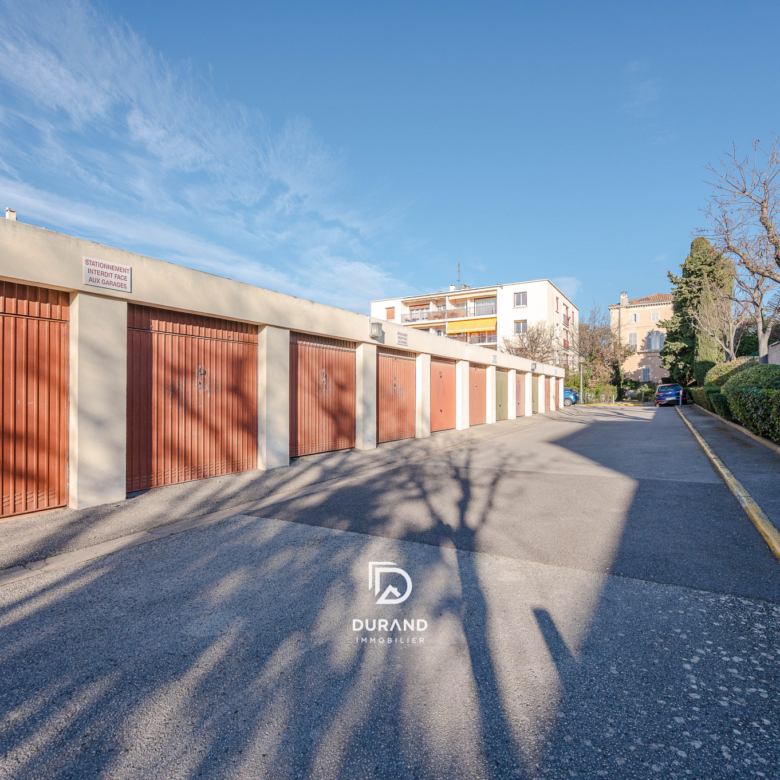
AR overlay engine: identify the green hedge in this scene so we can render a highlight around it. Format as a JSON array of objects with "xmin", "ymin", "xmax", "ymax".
[
  {"xmin": 723, "ymin": 364, "xmax": 780, "ymax": 442},
  {"xmin": 691, "ymin": 387, "xmax": 711, "ymax": 410},
  {"xmin": 703, "ymin": 357, "xmax": 756, "ymax": 388},
  {"xmin": 708, "ymin": 391, "xmax": 731, "ymax": 419}
]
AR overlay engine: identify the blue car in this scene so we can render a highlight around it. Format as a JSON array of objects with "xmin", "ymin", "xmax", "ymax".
[
  {"xmin": 655, "ymin": 383, "xmax": 687, "ymax": 406},
  {"xmin": 563, "ymin": 386, "xmax": 579, "ymax": 406}
]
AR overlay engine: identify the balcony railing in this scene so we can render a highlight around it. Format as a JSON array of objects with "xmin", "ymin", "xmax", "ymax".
[
  {"xmin": 401, "ymin": 308, "xmax": 447, "ymax": 323},
  {"xmin": 447, "ymin": 333, "xmax": 498, "ymax": 345},
  {"xmin": 563, "ymin": 314, "xmax": 570, "ymax": 327},
  {"xmin": 401, "ymin": 302, "xmax": 497, "ymax": 323}
]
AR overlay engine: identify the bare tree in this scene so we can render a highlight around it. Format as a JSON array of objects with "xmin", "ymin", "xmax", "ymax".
[
  {"xmin": 685, "ymin": 274, "xmax": 749, "ymax": 361},
  {"xmin": 568, "ymin": 305, "xmax": 634, "ymax": 376},
  {"xmin": 502, "ymin": 322, "xmax": 558, "ymax": 364},
  {"xmin": 703, "ymin": 136, "xmax": 780, "ymax": 356}
]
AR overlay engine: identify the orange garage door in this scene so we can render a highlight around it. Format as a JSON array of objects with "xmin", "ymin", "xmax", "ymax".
[
  {"xmin": 470, "ymin": 364, "xmax": 486, "ymax": 425},
  {"xmin": 545, "ymin": 376, "xmax": 551, "ymax": 412},
  {"xmin": 430, "ymin": 358, "xmax": 456, "ymax": 432},
  {"xmin": 1, "ymin": 282, "xmax": 69, "ymax": 517},
  {"xmin": 126, "ymin": 305, "xmax": 258, "ymax": 492},
  {"xmin": 290, "ymin": 332, "xmax": 356, "ymax": 457},
  {"xmin": 377, "ymin": 347, "xmax": 416, "ymax": 443}
]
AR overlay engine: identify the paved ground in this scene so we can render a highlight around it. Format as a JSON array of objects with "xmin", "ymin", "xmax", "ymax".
[
  {"xmin": 0, "ymin": 406, "xmax": 778, "ymax": 779},
  {"xmin": 0, "ymin": 411, "xmax": 567, "ymax": 572},
  {"xmin": 680, "ymin": 405, "xmax": 780, "ymax": 529}
]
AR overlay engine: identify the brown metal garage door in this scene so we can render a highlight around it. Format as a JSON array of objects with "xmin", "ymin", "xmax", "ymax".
[
  {"xmin": 290, "ymin": 332, "xmax": 356, "ymax": 457},
  {"xmin": 469, "ymin": 364, "xmax": 486, "ymax": 426},
  {"xmin": 1, "ymin": 282, "xmax": 69, "ymax": 518},
  {"xmin": 126, "ymin": 305, "xmax": 258, "ymax": 492},
  {"xmin": 545, "ymin": 376, "xmax": 551, "ymax": 412},
  {"xmin": 496, "ymin": 369, "xmax": 508, "ymax": 421},
  {"xmin": 377, "ymin": 347, "xmax": 415, "ymax": 443},
  {"xmin": 430, "ymin": 358, "xmax": 456, "ymax": 433},
  {"xmin": 516, "ymin": 371, "xmax": 526, "ymax": 417}
]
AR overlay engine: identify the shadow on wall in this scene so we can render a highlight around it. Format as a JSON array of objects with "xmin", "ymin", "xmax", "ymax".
[{"xmin": 1, "ymin": 408, "xmax": 779, "ymax": 778}]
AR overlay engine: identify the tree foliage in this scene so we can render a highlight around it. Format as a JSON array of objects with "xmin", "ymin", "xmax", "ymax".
[
  {"xmin": 661, "ymin": 238, "xmax": 732, "ymax": 385},
  {"xmin": 568, "ymin": 305, "xmax": 634, "ymax": 392}
]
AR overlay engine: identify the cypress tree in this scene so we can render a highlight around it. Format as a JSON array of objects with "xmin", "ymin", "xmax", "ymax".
[{"xmin": 661, "ymin": 238, "xmax": 730, "ymax": 386}]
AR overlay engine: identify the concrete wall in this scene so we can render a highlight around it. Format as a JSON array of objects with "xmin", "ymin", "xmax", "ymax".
[
  {"xmin": 1, "ymin": 218, "xmax": 565, "ymax": 512},
  {"xmin": 69, "ymin": 293, "xmax": 127, "ymax": 509},
  {"xmin": 258, "ymin": 326, "xmax": 290, "ymax": 470},
  {"xmin": 507, "ymin": 369, "xmax": 517, "ymax": 420},
  {"xmin": 355, "ymin": 343, "xmax": 378, "ymax": 450},
  {"xmin": 768, "ymin": 342, "xmax": 780, "ymax": 365}
]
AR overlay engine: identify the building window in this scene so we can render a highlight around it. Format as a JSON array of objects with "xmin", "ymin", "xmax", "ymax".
[
  {"xmin": 556, "ymin": 296, "xmax": 559, "ymax": 312},
  {"xmin": 514, "ymin": 291, "xmax": 527, "ymax": 307},
  {"xmin": 628, "ymin": 332, "xmax": 638, "ymax": 347},
  {"xmin": 629, "ymin": 313, "xmax": 639, "ymax": 323},
  {"xmin": 386, "ymin": 307, "xmax": 395, "ymax": 320},
  {"xmin": 641, "ymin": 367, "xmax": 651, "ymax": 382},
  {"xmin": 474, "ymin": 297, "xmax": 497, "ymax": 315},
  {"xmin": 651, "ymin": 311, "xmax": 660, "ymax": 322},
  {"xmin": 514, "ymin": 320, "xmax": 527, "ymax": 335},
  {"xmin": 648, "ymin": 331, "xmax": 665, "ymax": 351}
]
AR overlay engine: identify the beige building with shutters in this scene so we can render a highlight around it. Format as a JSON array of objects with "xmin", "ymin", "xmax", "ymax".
[{"xmin": 608, "ymin": 292, "xmax": 673, "ymax": 383}]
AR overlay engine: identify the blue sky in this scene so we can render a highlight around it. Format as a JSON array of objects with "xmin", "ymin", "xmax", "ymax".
[{"xmin": 1, "ymin": 0, "xmax": 778, "ymax": 314}]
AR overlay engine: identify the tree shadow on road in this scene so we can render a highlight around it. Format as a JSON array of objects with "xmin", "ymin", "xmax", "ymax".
[{"xmin": 2, "ymin": 408, "xmax": 779, "ymax": 779}]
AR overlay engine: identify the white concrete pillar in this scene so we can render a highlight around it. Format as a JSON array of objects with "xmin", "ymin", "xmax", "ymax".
[
  {"xmin": 355, "ymin": 342, "xmax": 378, "ymax": 450},
  {"xmin": 486, "ymin": 365, "xmax": 497, "ymax": 424},
  {"xmin": 69, "ymin": 292, "xmax": 127, "ymax": 509},
  {"xmin": 456, "ymin": 359, "xmax": 470, "ymax": 430},
  {"xmin": 415, "ymin": 353, "xmax": 431, "ymax": 439},
  {"xmin": 536, "ymin": 373, "xmax": 546, "ymax": 414},
  {"xmin": 507, "ymin": 369, "xmax": 517, "ymax": 420},
  {"xmin": 258, "ymin": 325, "xmax": 290, "ymax": 470},
  {"xmin": 557, "ymin": 376, "xmax": 564, "ymax": 409},
  {"xmin": 525, "ymin": 371, "xmax": 533, "ymax": 417}
]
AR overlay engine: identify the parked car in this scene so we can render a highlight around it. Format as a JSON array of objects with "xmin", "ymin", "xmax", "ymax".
[
  {"xmin": 563, "ymin": 387, "xmax": 579, "ymax": 406},
  {"xmin": 655, "ymin": 383, "xmax": 687, "ymax": 406}
]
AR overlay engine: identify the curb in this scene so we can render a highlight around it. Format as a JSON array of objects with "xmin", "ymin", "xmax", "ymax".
[
  {"xmin": 676, "ymin": 407, "xmax": 780, "ymax": 562},
  {"xmin": 691, "ymin": 403, "xmax": 780, "ymax": 457}
]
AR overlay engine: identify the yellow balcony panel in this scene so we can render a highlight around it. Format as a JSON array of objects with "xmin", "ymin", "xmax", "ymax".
[{"xmin": 446, "ymin": 317, "xmax": 497, "ymax": 334}]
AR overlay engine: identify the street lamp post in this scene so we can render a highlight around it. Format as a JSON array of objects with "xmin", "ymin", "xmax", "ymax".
[{"xmin": 579, "ymin": 357, "xmax": 584, "ymax": 405}]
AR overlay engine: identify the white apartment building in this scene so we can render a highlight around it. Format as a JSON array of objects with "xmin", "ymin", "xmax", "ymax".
[{"xmin": 371, "ymin": 279, "xmax": 578, "ymax": 365}]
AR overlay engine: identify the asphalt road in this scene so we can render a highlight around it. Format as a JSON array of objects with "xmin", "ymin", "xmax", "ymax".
[{"xmin": 1, "ymin": 406, "xmax": 778, "ymax": 780}]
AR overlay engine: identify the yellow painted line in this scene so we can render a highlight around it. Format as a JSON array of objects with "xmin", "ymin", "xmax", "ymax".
[
  {"xmin": 692, "ymin": 403, "xmax": 780, "ymax": 456},
  {"xmin": 677, "ymin": 407, "xmax": 780, "ymax": 562}
]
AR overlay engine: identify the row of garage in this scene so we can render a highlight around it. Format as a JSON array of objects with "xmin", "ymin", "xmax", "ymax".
[{"xmin": 1, "ymin": 284, "xmax": 563, "ymax": 518}]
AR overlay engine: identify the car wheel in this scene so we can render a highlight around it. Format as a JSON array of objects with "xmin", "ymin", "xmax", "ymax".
[{"xmin": 564, "ymin": 398, "xmax": 572, "ymax": 406}]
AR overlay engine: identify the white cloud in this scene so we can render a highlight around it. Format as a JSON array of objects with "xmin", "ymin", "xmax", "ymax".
[
  {"xmin": 624, "ymin": 77, "xmax": 660, "ymax": 117},
  {"xmin": 552, "ymin": 276, "xmax": 581, "ymax": 301},
  {"xmin": 0, "ymin": 0, "xmax": 403, "ymax": 312}
]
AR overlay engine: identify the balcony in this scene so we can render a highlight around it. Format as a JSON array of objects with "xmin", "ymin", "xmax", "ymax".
[
  {"xmin": 447, "ymin": 332, "xmax": 498, "ymax": 345},
  {"xmin": 402, "ymin": 301, "xmax": 497, "ymax": 323},
  {"xmin": 563, "ymin": 314, "xmax": 570, "ymax": 327},
  {"xmin": 401, "ymin": 308, "xmax": 446, "ymax": 323}
]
